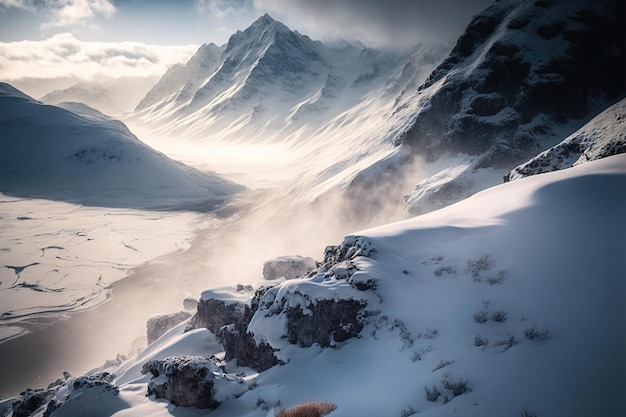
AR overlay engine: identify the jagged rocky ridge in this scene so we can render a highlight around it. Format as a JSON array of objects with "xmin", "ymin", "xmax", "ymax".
[
  {"xmin": 507, "ymin": 96, "xmax": 626, "ymax": 180},
  {"xmin": 397, "ymin": 0, "xmax": 625, "ymax": 214}
]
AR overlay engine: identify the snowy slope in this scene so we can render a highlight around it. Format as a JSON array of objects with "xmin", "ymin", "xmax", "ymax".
[
  {"xmin": 0, "ymin": 83, "xmax": 243, "ymax": 209},
  {"xmin": 399, "ymin": 0, "xmax": 625, "ymax": 214},
  {"xmin": 8, "ymin": 154, "xmax": 624, "ymax": 417},
  {"xmin": 507, "ymin": 96, "xmax": 626, "ymax": 180}
]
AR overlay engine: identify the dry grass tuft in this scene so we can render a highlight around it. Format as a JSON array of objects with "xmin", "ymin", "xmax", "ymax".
[{"xmin": 276, "ymin": 401, "xmax": 337, "ymax": 417}]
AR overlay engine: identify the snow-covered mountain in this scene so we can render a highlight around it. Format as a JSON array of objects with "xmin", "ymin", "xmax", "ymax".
[
  {"xmin": 0, "ymin": 83, "xmax": 242, "ymax": 209},
  {"xmin": 397, "ymin": 0, "xmax": 625, "ymax": 214},
  {"xmin": 40, "ymin": 77, "xmax": 158, "ymax": 115},
  {"xmin": 5, "ymin": 154, "xmax": 623, "ymax": 417},
  {"xmin": 507, "ymin": 96, "xmax": 626, "ymax": 180},
  {"xmin": 129, "ymin": 13, "xmax": 438, "ymax": 143},
  {"xmin": 135, "ymin": 43, "xmax": 223, "ymax": 112}
]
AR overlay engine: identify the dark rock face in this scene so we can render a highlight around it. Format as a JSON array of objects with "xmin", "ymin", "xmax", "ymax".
[
  {"xmin": 188, "ymin": 297, "xmax": 247, "ymax": 334},
  {"xmin": 217, "ymin": 325, "xmax": 281, "ymax": 372},
  {"xmin": 187, "ymin": 286, "xmax": 281, "ymax": 372},
  {"xmin": 146, "ymin": 311, "xmax": 192, "ymax": 344},
  {"xmin": 323, "ymin": 235, "xmax": 376, "ymax": 267},
  {"xmin": 285, "ymin": 299, "xmax": 367, "ymax": 347},
  {"xmin": 10, "ymin": 389, "xmax": 55, "ymax": 417},
  {"xmin": 507, "ymin": 96, "xmax": 626, "ymax": 180},
  {"xmin": 6, "ymin": 372, "xmax": 119, "ymax": 417},
  {"xmin": 142, "ymin": 355, "xmax": 244, "ymax": 409},
  {"xmin": 398, "ymin": 0, "xmax": 625, "ymax": 166}
]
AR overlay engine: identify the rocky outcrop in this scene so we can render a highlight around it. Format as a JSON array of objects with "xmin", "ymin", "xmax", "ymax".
[
  {"xmin": 322, "ymin": 235, "xmax": 376, "ymax": 267},
  {"xmin": 141, "ymin": 355, "xmax": 246, "ymax": 409},
  {"xmin": 146, "ymin": 311, "xmax": 192, "ymax": 344},
  {"xmin": 186, "ymin": 286, "xmax": 282, "ymax": 372},
  {"xmin": 6, "ymin": 389, "xmax": 55, "ymax": 417},
  {"xmin": 285, "ymin": 299, "xmax": 367, "ymax": 347},
  {"xmin": 2, "ymin": 372, "xmax": 120, "ymax": 417},
  {"xmin": 397, "ymin": 0, "xmax": 625, "ymax": 214},
  {"xmin": 262, "ymin": 255, "xmax": 316, "ymax": 280},
  {"xmin": 507, "ymin": 96, "xmax": 626, "ymax": 180},
  {"xmin": 400, "ymin": 0, "xmax": 625, "ymax": 162}
]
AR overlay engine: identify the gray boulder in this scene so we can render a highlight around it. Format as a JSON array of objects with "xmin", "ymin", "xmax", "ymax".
[
  {"xmin": 262, "ymin": 255, "xmax": 316, "ymax": 280},
  {"xmin": 141, "ymin": 355, "xmax": 246, "ymax": 409},
  {"xmin": 146, "ymin": 311, "xmax": 192, "ymax": 344}
]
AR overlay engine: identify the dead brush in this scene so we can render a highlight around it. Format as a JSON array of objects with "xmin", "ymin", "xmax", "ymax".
[{"xmin": 276, "ymin": 401, "xmax": 338, "ymax": 417}]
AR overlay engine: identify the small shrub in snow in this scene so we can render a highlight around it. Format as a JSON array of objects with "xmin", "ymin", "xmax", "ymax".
[
  {"xmin": 434, "ymin": 266, "xmax": 457, "ymax": 276},
  {"xmin": 441, "ymin": 373, "xmax": 470, "ymax": 397},
  {"xmin": 400, "ymin": 405, "xmax": 417, "ymax": 417},
  {"xmin": 520, "ymin": 410, "xmax": 538, "ymax": 417},
  {"xmin": 424, "ymin": 385, "xmax": 442, "ymax": 402},
  {"xmin": 467, "ymin": 254, "xmax": 490, "ymax": 278},
  {"xmin": 410, "ymin": 346, "xmax": 432, "ymax": 362},
  {"xmin": 432, "ymin": 359, "xmax": 455, "ymax": 372},
  {"xmin": 248, "ymin": 379, "xmax": 258, "ymax": 390},
  {"xmin": 474, "ymin": 334, "xmax": 489, "ymax": 347},
  {"xmin": 432, "ymin": 255, "xmax": 444, "ymax": 262},
  {"xmin": 490, "ymin": 310, "xmax": 508, "ymax": 322},
  {"xmin": 275, "ymin": 401, "xmax": 337, "ymax": 417},
  {"xmin": 494, "ymin": 331, "xmax": 517, "ymax": 352},
  {"xmin": 418, "ymin": 328, "xmax": 438, "ymax": 339},
  {"xmin": 473, "ymin": 309, "xmax": 489, "ymax": 323},
  {"xmin": 487, "ymin": 270, "xmax": 506, "ymax": 285},
  {"xmin": 524, "ymin": 325, "xmax": 550, "ymax": 341}
]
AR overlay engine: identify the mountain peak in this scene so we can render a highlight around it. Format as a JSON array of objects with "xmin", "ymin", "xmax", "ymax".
[{"xmin": 247, "ymin": 13, "xmax": 289, "ymax": 33}]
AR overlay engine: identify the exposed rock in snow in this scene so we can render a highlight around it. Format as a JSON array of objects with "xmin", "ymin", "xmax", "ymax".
[
  {"xmin": 285, "ymin": 299, "xmax": 367, "ymax": 347},
  {"xmin": 146, "ymin": 311, "xmax": 192, "ymax": 344},
  {"xmin": 262, "ymin": 255, "xmax": 316, "ymax": 280},
  {"xmin": 400, "ymin": 0, "xmax": 625, "ymax": 214},
  {"xmin": 507, "ymin": 96, "xmax": 626, "ymax": 180},
  {"xmin": 3, "ymin": 389, "xmax": 55, "ymax": 417},
  {"xmin": 141, "ymin": 355, "xmax": 247, "ymax": 409},
  {"xmin": 1, "ymin": 372, "xmax": 122, "ymax": 417},
  {"xmin": 182, "ymin": 297, "xmax": 199, "ymax": 311},
  {"xmin": 187, "ymin": 286, "xmax": 281, "ymax": 372}
]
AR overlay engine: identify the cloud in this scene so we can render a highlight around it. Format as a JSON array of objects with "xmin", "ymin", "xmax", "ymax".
[
  {"xmin": 0, "ymin": 0, "xmax": 32, "ymax": 10},
  {"xmin": 253, "ymin": 0, "xmax": 494, "ymax": 47},
  {"xmin": 0, "ymin": 33, "xmax": 198, "ymax": 81},
  {"xmin": 195, "ymin": 0, "xmax": 254, "ymax": 18},
  {"xmin": 0, "ymin": 0, "xmax": 116, "ymax": 29},
  {"xmin": 42, "ymin": 0, "xmax": 116, "ymax": 29}
]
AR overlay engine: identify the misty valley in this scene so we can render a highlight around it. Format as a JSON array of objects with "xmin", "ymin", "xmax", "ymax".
[{"xmin": 0, "ymin": 1, "xmax": 624, "ymax": 416}]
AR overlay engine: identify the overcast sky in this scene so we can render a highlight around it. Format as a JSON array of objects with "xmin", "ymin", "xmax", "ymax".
[{"xmin": 0, "ymin": 0, "xmax": 493, "ymax": 83}]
